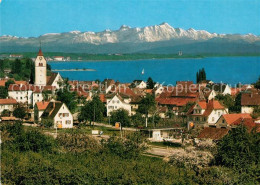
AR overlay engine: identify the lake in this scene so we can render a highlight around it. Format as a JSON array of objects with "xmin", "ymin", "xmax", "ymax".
[{"xmin": 49, "ymin": 56, "xmax": 260, "ymax": 86}]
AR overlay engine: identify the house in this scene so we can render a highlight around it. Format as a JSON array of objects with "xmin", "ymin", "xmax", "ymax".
[
  {"xmin": 141, "ymin": 127, "xmax": 185, "ymax": 142},
  {"xmin": 241, "ymin": 92, "xmax": 260, "ymax": 114},
  {"xmin": 197, "ymin": 127, "xmax": 230, "ymax": 140},
  {"xmin": 106, "ymin": 94, "xmax": 131, "ymax": 116},
  {"xmin": 156, "ymin": 87, "xmax": 200, "ymax": 115},
  {"xmin": 187, "ymin": 100, "xmax": 228, "ymax": 127},
  {"xmin": 131, "ymin": 80, "xmax": 147, "ymax": 89},
  {"xmin": 47, "ymin": 72, "xmax": 63, "ymax": 89},
  {"xmin": 34, "ymin": 101, "xmax": 50, "ymax": 121},
  {"xmin": 203, "ymin": 89, "xmax": 217, "ymax": 100},
  {"xmin": 8, "ymin": 84, "xmax": 55, "ymax": 106},
  {"xmin": 0, "ymin": 99, "xmax": 18, "ymax": 114},
  {"xmin": 102, "ymin": 79, "xmax": 115, "ymax": 93},
  {"xmin": 207, "ymin": 83, "xmax": 231, "ymax": 95},
  {"xmin": 8, "ymin": 84, "xmax": 34, "ymax": 104},
  {"xmin": 53, "ymin": 56, "xmax": 64, "ymax": 61},
  {"xmin": 215, "ymin": 113, "xmax": 255, "ymax": 129},
  {"xmin": 41, "ymin": 102, "xmax": 73, "ymax": 128}
]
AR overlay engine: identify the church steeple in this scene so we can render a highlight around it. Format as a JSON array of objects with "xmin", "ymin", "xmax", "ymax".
[
  {"xmin": 38, "ymin": 48, "xmax": 43, "ymax": 56},
  {"xmin": 34, "ymin": 48, "xmax": 47, "ymax": 86}
]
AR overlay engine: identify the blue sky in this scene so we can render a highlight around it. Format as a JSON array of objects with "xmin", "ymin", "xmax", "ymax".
[{"xmin": 1, "ymin": 0, "xmax": 260, "ymax": 37}]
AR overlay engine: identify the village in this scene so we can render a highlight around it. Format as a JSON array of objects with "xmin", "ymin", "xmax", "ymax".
[{"xmin": 0, "ymin": 49, "xmax": 260, "ymax": 148}]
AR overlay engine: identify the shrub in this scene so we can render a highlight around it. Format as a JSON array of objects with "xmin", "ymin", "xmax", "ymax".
[
  {"xmin": 103, "ymin": 132, "xmax": 147, "ymax": 159},
  {"xmin": 57, "ymin": 132, "xmax": 102, "ymax": 154}
]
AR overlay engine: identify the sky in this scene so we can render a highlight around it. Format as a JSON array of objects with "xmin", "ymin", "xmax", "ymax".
[{"xmin": 0, "ymin": 0, "xmax": 260, "ymax": 37}]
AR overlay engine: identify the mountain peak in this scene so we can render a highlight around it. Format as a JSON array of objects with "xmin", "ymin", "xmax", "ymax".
[{"xmin": 120, "ymin": 25, "xmax": 131, "ymax": 30}]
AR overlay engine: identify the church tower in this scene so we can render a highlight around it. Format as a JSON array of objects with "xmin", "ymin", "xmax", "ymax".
[{"xmin": 34, "ymin": 49, "xmax": 47, "ymax": 86}]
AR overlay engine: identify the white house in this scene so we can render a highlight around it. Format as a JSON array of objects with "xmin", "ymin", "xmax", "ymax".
[
  {"xmin": 47, "ymin": 72, "xmax": 63, "ymax": 89},
  {"xmin": 207, "ymin": 83, "xmax": 231, "ymax": 95},
  {"xmin": 41, "ymin": 102, "xmax": 73, "ymax": 128},
  {"xmin": 106, "ymin": 94, "xmax": 131, "ymax": 116},
  {"xmin": 53, "ymin": 56, "xmax": 64, "ymax": 61},
  {"xmin": 241, "ymin": 92, "xmax": 260, "ymax": 114},
  {"xmin": 8, "ymin": 84, "xmax": 33, "ymax": 105},
  {"xmin": 132, "ymin": 80, "xmax": 147, "ymax": 89},
  {"xmin": 0, "ymin": 99, "xmax": 18, "ymax": 114},
  {"xmin": 187, "ymin": 100, "xmax": 228, "ymax": 127}
]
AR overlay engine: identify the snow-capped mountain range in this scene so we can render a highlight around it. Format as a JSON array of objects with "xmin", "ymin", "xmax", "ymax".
[{"xmin": 1, "ymin": 23, "xmax": 260, "ymax": 54}]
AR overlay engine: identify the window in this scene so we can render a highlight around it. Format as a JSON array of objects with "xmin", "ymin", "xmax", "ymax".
[
  {"xmin": 66, "ymin": 120, "xmax": 71, "ymax": 124},
  {"xmin": 112, "ymin": 100, "xmax": 115, "ymax": 103},
  {"xmin": 218, "ymin": 112, "xmax": 220, "ymax": 116},
  {"xmin": 117, "ymin": 100, "xmax": 119, "ymax": 103},
  {"xmin": 59, "ymin": 113, "xmax": 62, "ymax": 117},
  {"xmin": 212, "ymin": 117, "xmax": 215, "ymax": 122},
  {"xmin": 222, "ymin": 120, "xmax": 225, "ymax": 123}
]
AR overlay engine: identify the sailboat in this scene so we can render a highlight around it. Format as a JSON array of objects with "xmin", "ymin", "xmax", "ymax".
[{"xmin": 141, "ymin": 69, "xmax": 144, "ymax": 75}]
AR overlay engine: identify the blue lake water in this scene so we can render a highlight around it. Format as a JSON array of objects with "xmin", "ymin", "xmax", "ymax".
[{"xmin": 49, "ymin": 56, "xmax": 260, "ymax": 86}]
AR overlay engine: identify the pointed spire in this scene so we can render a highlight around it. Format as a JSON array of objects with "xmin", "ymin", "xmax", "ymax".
[
  {"xmin": 38, "ymin": 40, "xmax": 43, "ymax": 56},
  {"xmin": 38, "ymin": 48, "xmax": 43, "ymax": 56}
]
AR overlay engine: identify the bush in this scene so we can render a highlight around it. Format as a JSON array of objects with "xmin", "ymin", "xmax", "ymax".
[
  {"xmin": 57, "ymin": 132, "xmax": 102, "ymax": 154},
  {"xmin": 41, "ymin": 119, "xmax": 54, "ymax": 128},
  {"xmin": 103, "ymin": 132, "xmax": 147, "ymax": 159}
]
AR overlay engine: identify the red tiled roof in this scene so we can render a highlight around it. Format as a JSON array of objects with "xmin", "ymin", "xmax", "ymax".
[
  {"xmin": 8, "ymin": 84, "xmax": 55, "ymax": 92},
  {"xmin": 156, "ymin": 97, "xmax": 197, "ymax": 107},
  {"xmin": 198, "ymin": 127, "xmax": 230, "ymax": 140},
  {"xmin": 99, "ymin": 94, "xmax": 106, "ymax": 103},
  {"xmin": 231, "ymin": 88, "xmax": 242, "ymax": 96},
  {"xmin": 0, "ymin": 99, "xmax": 18, "ymax": 105},
  {"xmin": 15, "ymin": 81, "xmax": 27, "ymax": 85},
  {"xmin": 198, "ymin": 101, "xmax": 207, "ymax": 109},
  {"xmin": 187, "ymin": 100, "xmax": 225, "ymax": 116},
  {"xmin": 241, "ymin": 93, "xmax": 260, "ymax": 106},
  {"xmin": 223, "ymin": 113, "xmax": 252, "ymax": 125},
  {"xmin": 36, "ymin": 101, "xmax": 50, "ymax": 111},
  {"xmin": 0, "ymin": 80, "xmax": 6, "ymax": 86}
]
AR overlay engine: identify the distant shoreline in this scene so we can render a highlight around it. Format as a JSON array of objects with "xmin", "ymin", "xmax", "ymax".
[{"xmin": 47, "ymin": 55, "xmax": 260, "ymax": 63}]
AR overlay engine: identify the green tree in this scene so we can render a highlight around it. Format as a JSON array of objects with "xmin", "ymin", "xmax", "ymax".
[
  {"xmin": 254, "ymin": 76, "xmax": 260, "ymax": 89},
  {"xmin": 5, "ymin": 79, "xmax": 15, "ymax": 89},
  {"xmin": 11, "ymin": 59, "xmax": 22, "ymax": 75},
  {"xmin": 137, "ymin": 94, "xmax": 156, "ymax": 127},
  {"xmin": 0, "ymin": 86, "xmax": 8, "ymax": 99},
  {"xmin": 196, "ymin": 68, "xmax": 207, "ymax": 83},
  {"xmin": 131, "ymin": 112, "xmax": 145, "ymax": 127},
  {"xmin": 13, "ymin": 106, "xmax": 26, "ymax": 119},
  {"xmin": 215, "ymin": 125, "xmax": 260, "ymax": 171},
  {"xmin": 110, "ymin": 109, "xmax": 131, "ymax": 127},
  {"xmin": 56, "ymin": 82, "xmax": 77, "ymax": 113},
  {"xmin": 147, "ymin": 77, "xmax": 155, "ymax": 89},
  {"xmin": 78, "ymin": 95, "xmax": 105, "ymax": 124}
]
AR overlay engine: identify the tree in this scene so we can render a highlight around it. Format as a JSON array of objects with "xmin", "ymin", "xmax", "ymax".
[
  {"xmin": 0, "ymin": 86, "xmax": 8, "ymax": 99},
  {"xmin": 137, "ymin": 94, "xmax": 156, "ymax": 127},
  {"xmin": 110, "ymin": 109, "xmax": 131, "ymax": 127},
  {"xmin": 147, "ymin": 77, "xmax": 155, "ymax": 89},
  {"xmin": 13, "ymin": 106, "xmax": 26, "ymax": 119},
  {"xmin": 78, "ymin": 95, "xmax": 105, "ymax": 124},
  {"xmin": 56, "ymin": 82, "xmax": 77, "ymax": 113},
  {"xmin": 254, "ymin": 76, "xmax": 260, "ymax": 89},
  {"xmin": 196, "ymin": 68, "xmax": 207, "ymax": 83},
  {"xmin": 11, "ymin": 59, "xmax": 22, "ymax": 75},
  {"xmin": 131, "ymin": 112, "xmax": 145, "ymax": 127},
  {"xmin": 215, "ymin": 125, "xmax": 260, "ymax": 171},
  {"xmin": 5, "ymin": 79, "xmax": 15, "ymax": 89}
]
